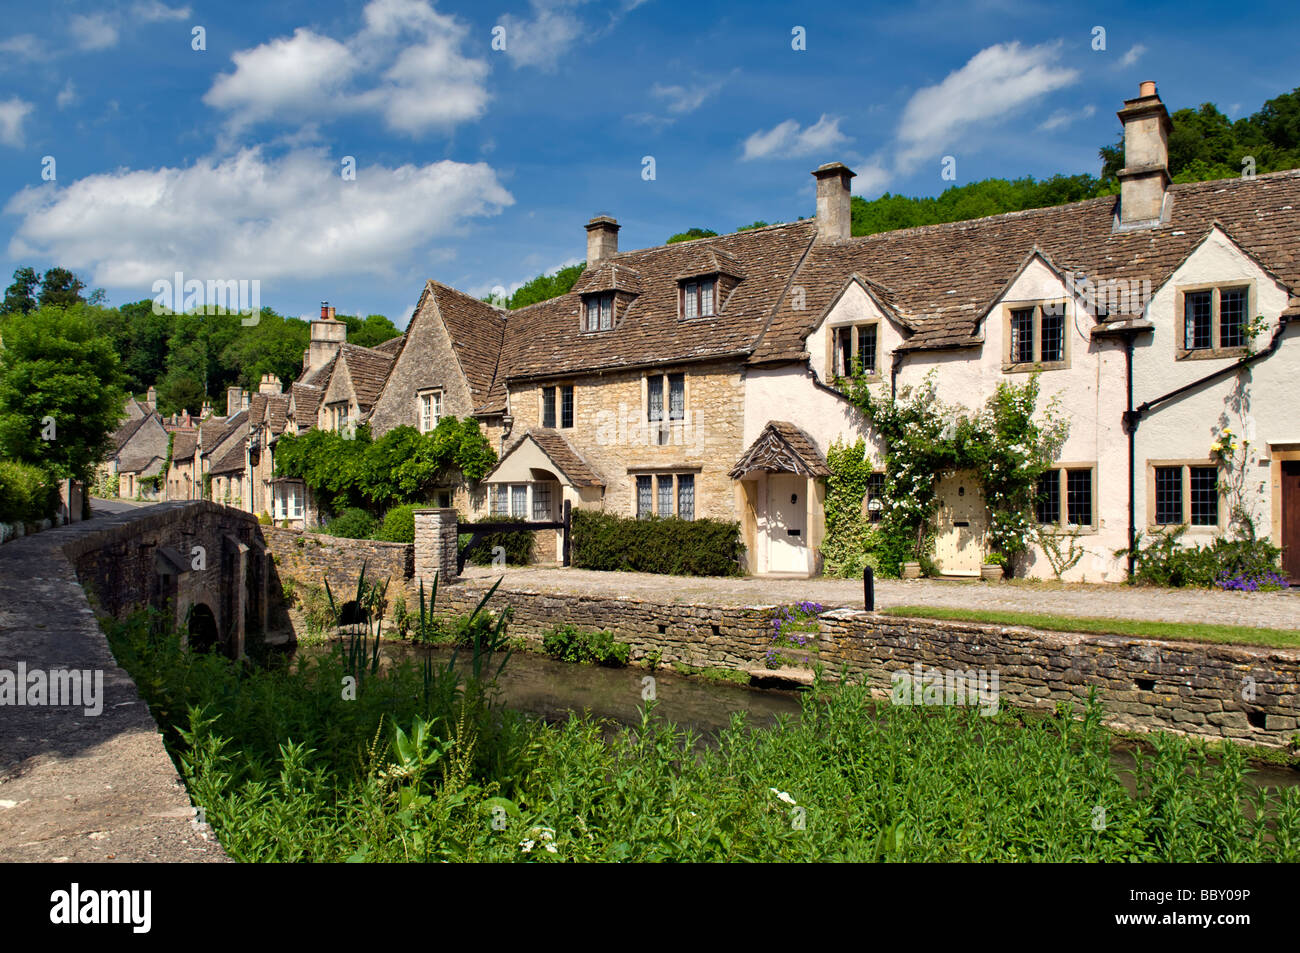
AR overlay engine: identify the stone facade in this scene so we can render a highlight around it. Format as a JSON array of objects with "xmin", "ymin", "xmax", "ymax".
[
  {"xmin": 262, "ymin": 525, "xmax": 413, "ymax": 595},
  {"xmin": 499, "ymin": 358, "xmax": 746, "ymax": 522},
  {"xmin": 412, "ymin": 509, "xmax": 458, "ymax": 583}
]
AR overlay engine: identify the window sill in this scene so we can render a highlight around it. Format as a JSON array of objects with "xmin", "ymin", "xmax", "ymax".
[
  {"xmin": 1148, "ymin": 523, "xmax": 1222, "ymax": 533},
  {"xmin": 1037, "ymin": 523, "xmax": 1098, "ymax": 537},
  {"xmin": 1003, "ymin": 360, "xmax": 1068, "ymax": 374},
  {"xmin": 1175, "ymin": 347, "xmax": 1248, "ymax": 361}
]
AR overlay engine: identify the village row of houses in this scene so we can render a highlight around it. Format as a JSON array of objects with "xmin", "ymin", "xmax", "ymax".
[{"xmin": 102, "ymin": 82, "xmax": 1300, "ymax": 583}]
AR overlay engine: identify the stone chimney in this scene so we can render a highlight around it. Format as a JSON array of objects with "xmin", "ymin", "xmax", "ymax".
[
  {"xmin": 226, "ymin": 386, "xmax": 246, "ymax": 417},
  {"xmin": 812, "ymin": 162, "xmax": 856, "ymax": 242},
  {"xmin": 307, "ymin": 302, "xmax": 346, "ymax": 373},
  {"xmin": 585, "ymin": 216, "xmax": 620, "ymax": 266},
  {"xmin": 259, "ymin": 373, "xmax": 281, "ymax": 395},
  {"xmin": 145, "ymin": 385, "xmax": 157, "ymax": 412},
  {"xmin": 1116, "ymin": 81, "xmax": 1172, "ymax": 228}
]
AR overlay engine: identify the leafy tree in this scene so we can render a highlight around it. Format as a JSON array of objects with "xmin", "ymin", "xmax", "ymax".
[
  {"xmin": 156, "ymin": 371, "xmax": 207, "ymax": 417},
  {"xmin": 343, "ymin": 313, "xmax": 401, "ymax": 349},
  {"xmin": 0, "ymin": 305, "xmax": 126, "ymax": 482},
  {"xmin": 1, "ymin": 267, "xmax": 40, "ymax": 316},
  {"xmin": 220, "ymin": 307, "xmax": 309, "ymax": 392},
  {"xmin": 37, "ymin": 268, "xmax": 87, "ymax": 309},
  {"xmin": 737, "ymin": 220, "xmax": 777, "ymax": 231},
  {"xmin": 666, "ymin": 227, "xmax": 718, "ymax": 244},
  {"xmin": 501, "ymin": 264, "xmax": 586, "ymax": 310}
]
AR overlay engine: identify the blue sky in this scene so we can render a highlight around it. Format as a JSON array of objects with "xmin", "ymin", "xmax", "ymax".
[{"xmin": 2, "ymin": 0, "xmax": 1298, "ymax": 327}]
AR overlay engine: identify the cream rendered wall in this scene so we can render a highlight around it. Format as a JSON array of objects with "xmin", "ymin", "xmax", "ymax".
[{"xmin": 1132, "ymin": 228, "xmax": 1292, "ymax": 545}]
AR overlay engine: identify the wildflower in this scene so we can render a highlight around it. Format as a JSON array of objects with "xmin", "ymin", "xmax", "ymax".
[{"xmin": 770, "ymin": 788, "xmax": 797, "ymax": 805}]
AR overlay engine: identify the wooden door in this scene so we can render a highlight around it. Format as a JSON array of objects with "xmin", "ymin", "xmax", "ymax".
[
  {"xmin": 767, "ymin": 473, "xmax": 808, "ymax": 573},
  {"xmin": 933, "ymin": 470, "xmax": 986, "ymax": 576},
  {"xmin": 1283, "ymin": 462, "xmax": 1300, "ymax": 584}
]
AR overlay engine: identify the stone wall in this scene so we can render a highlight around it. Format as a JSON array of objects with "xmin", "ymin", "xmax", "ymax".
[
  {"xmin": 412, "ymin": 509, "xmax": 457, "ymax": 582},
  {"xmin": 426, "ymin": 581, "xmax": 1300, "ymax": 748},
  {"xmin": 262, "ymin": 525, "xmax": 413, "ymax": 595}
]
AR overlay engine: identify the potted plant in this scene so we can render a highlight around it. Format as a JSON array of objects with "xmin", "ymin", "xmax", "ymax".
[
  {"xmin": 901, "ymin": 561, "xmax": 922, "ymax": 579},
  {"xmin": 981, "ymin": 552, "xmax": 1006, "ymax": 581}
]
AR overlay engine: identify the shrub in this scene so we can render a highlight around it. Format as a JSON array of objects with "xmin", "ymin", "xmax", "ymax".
[
  {"xmin": 376, "ymin": 503, "xmax": 420, "ymax": 543},
  {"xmin": 1125, "ymin": 528, "xmax": 1284, "ymax": 589},
  {"xmin": 463, "ymin": 517, "xmax": 535, "ymax": 566},
  {"xmin": 571, "ymin": 509, "xmax": 743, "ymax": 576},
  {"xmin": 541, "ymin": 623, "xmax": 631, "ymax": 666},
  {"xmin": 326, "ymin": 507, "xmax": 379, "ymax": 540},
  {"xmin": 0, "ymin": 461, "xmax": 58, "ymax": 524}
]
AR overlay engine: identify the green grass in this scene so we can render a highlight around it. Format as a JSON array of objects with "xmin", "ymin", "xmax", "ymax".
[{"xmin": 880, "ymin": 605, "xmax": 1300, "ymax": 649}]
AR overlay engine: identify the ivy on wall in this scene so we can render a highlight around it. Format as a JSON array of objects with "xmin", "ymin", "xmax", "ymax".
[
  {"xmin": 821, "ymin": 439, "xmax": 878, "ymax": 578},
  {"xmin": 836, "ymin": 371, "xmax": 1068, "ymax": 576}
]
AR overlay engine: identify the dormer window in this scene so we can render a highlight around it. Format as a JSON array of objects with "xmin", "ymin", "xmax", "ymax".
[
  {"xmin": 681, "ymin": 277, "xmax": 716, "ymax": 318},
  {"xmin": 583, "ymin": 293, "xmax": 614, "ymax": 332}
]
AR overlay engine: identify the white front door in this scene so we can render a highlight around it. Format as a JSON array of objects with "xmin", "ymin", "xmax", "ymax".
[
  {"xmin": 767, "ymin": 473, "xmax": 807, "ymax": 573},
  {"xmin": 933, "ymin": 470, "xmax": 986, "ymax": 576}
]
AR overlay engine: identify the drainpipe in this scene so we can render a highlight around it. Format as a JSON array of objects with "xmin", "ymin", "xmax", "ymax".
[
  {"xmin": 890, "ymin": 349, "xmax": 905, "ymax": 399},
  {"xmin": 1121, "ymin": 313, "xmax": 1290, "ymax": 576}
]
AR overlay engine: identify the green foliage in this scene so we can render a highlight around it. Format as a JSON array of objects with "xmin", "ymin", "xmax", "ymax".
[
  {"xmin": 275, "ymin": 419, "xmax": 495, "ymax": 516},
  {"xmin": 821, "ymin": 439, "xmax": 878, "ymax": 578},
  {"xmin": 0, "ymin": 460, "xmax": 59, "ymax": 523},
  {"xmin": 463, "ymin": 517, "xmax": 536, "ymax": 566},
  {"xmin": 838, "ymin": 372, "xmax": 1067, "ymax": 575},
  {"xmin": 1122, "ymin": 527, "xmax": 1284, "ymax": 589},
  {"xmin": 486, "ymin": 264, "xmax": 586, "ymax": 310},
  {"xmin": 342, "ymin": 313, "xmax": 401, "ymax": 349},
  {"xmin": 1101, "ymin": 89, "xmax": 1300, "ymax": 184},
  {"xmin": 666, "ymin": 227, "xmax": 718, "ymax": 244},
  {"xmin": 326, "ymin": 507, "xmax": 379, "ymax": 540},
  {"xmin": 1, "ymin": 266, "xmax": 40, "ymax": 316},
  {"xmin": 541, "ymin": 624, "xmax": 631, "ymax": 666},
  {"xmin": 736, "ymin": 220, "xmax": 778, "ymax": 231},
  {"xmin": 101, "ymin": 609, "xmax": 1300, "ymax": 862},
  {"xmin": 377, "ymin": 503, "xmax": 420, "ymax": 543},
  {"xmin": 37, "ymin": 268, "xmax": 88, "ymax": 309},
  {"xmin": 571, "ymin": 509, "xmax": 744, "ymax": 576},
  {"xmin": 851, "ymin": 174, "xmax": 1112, "ymax": 238},
  {"xmin": 0, "ymin": 305, "xmax": 127, "ymax": 482}
]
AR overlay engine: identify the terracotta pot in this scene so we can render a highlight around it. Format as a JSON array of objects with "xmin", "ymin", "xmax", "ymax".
[{"xmin": 901, "ymin": 561, "xmax": 922, "ymax": 580}]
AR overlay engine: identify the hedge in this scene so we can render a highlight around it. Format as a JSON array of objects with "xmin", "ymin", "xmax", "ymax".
[
  {"xmin": 462, "ymin": 516, "xmax": 535, "ymax": 566},
  {"xmin": 0, "ymin": 461, "xmax": 59, "ymax": 524},
  {"xmin": 376, "ymin": 503, "xmax": 420, "ymax": 543},
  {"xmin": 571, "ymin": 509, "xmax": 743, "ymax": 576}
]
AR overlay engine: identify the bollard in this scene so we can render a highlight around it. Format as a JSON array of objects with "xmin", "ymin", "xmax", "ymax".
[{"xmin": 863, "ymin": 565, "xmax": 875, "ymax": 612}]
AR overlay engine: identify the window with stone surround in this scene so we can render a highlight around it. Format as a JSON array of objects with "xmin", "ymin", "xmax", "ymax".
[
  {"xmin": 1003, "ymin": 300, "xmax": 1069, "ymax": 371},
  {"xmin": 830, "ymin": 322, "xmax": 880, "ymax": 379},
  {"xmin": 633, "ymin": 470, "xmax": 697, "ymax": 519},
  {"xmin": 1035, "ymin": 464, "xmax": 1096, "ymax": 530},
  {"xmin": 646, "ymin": 372, "xmax": 685, "ymax": 445},
  {"xmin": 1149, "ymin": 461, "xmax": 1221, "ymax": 529},
  {"xmin": 1176, "ymin": 284, "xmax": 1252, "ymax": 359},
  {"xmin": 418, "ymin": 389, "xmax": 442, "ymax": 433}
]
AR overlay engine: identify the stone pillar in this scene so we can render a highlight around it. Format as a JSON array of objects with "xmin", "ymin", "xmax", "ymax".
[{"xmin": 414, "ymin": 508, "xmax": 459, "ymax": 582}]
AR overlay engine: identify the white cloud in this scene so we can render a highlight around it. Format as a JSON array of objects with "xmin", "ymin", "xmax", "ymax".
[
  {"xmin": 1038, "ymin": 103, "xmax": 1095, "ymax": 131},
  {"xmin": 5, "ymin": 148, "xmax": 514, "ymax": 287},
  {"xmin": 0, "ymin": 35, "xmax": 49, "ymax": 62},
  {"xmin": 205, "ymin": 0, "xmax": 489, "ymax": 134},
  {"xmin": 56, "ymin": 80, "xmax": 78, "ymax": 110},
  {"xmin": 70, "ymin": 14, "xmax": 120, "ymax": 51},
  {"xmin": 499, "ymin": 2, "xmax": 587, "ymax": 72},
  {"xmin": 895, "ymin": 41, "xmax": 1078, "ymax": 170},
  {"xmin": 132, "ymin": 1, "xmax": 192, "ymax": 21},
  {"xmin": 1118, "ymin": 43, "xmax": 1146, "ymax": 68},
  {"xmin": 741, "ymin": 115, "xmax": 850, "ymax": 161},
  {"xmin": 0, "ymin": 97, "xmax": 34, "ymax": 147},
  {"xmin": 471, "ymin": 256, "xmax": 583, "ymax": 300},
  {"xmin": 651, "ymin": 78, "xmax": 724, "ymax": 115}
]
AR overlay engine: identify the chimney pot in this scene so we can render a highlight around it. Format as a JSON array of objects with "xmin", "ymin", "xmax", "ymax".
[
  {"xmin": 1139, "ymin": 80, "xmax": 1157, "ymax": 98},
  {"xmin": 812, "ymin": 162, "xmax": 856, "ymax": 242},
  {"xmin": 320, "ymin": 301, "xmax": 329, "ymax": 320},
  {"xmin": 585, "ymin": 216, "xmax": 620, "ymax": 266}
]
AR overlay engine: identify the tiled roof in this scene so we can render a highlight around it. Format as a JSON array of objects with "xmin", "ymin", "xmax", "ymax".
[
  {"xmin": 299, "ymin": 354, "xmax": 336, "ymax": 389},
  {"xmin": 204, "ymin": 410, "xmax": 248, "ymax": 472},
  {"xmin": 486, "ymin": 428, "xmax": 605, "ymax": 487},
  {"xmin": 111, "ymin": 413, "xmax": 149, "ymax": 453},
  {"xmin": 338, "ymin": 342, "xmax": 396, "ymax": 409},
  {"xmin": 754, "ymin": 170, "xmax": 1300, "ymax": 360},
  {"xmin": 419, "ymin": 281, "xmax": 507, "ymax": 413},
  {"xmin": 498, "ymin": 221, "xmax": 817, "ymax": 382},
  {"xmin": 289, "ymin": 383, "xmax": 324, "ymax": 428},
  {"xmin": 571, "ymin": 261, "xmax": 646, "ymax": 295},
  {"xmin": 729, "ymin": 421, "xmax": 831, "ymax": 478},
  {"xmin": 172, "ymin": 431, "xmax": 197, "ymax": 460},
  {"xmin": 264, "ymin": 393, "xmax": 291, "ymax": 433},
  {"xmin": 198, "ymin": 415, "xmax": 231, "ymax": 448}
]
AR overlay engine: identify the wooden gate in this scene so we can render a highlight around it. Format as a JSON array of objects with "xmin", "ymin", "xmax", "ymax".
[{"xmin": 457, "ymin": 500, "xmax": 571, "ymax": 573}]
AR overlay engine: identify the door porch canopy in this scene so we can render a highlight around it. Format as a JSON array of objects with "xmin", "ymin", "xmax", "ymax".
[{"xmin": 729, "ymin": 421, "xmax": 831, "ymax": 479}]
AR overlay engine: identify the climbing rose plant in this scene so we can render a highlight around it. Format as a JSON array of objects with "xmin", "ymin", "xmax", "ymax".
[{"xmin": 837, "ymin": 370, "xmax": 1068, "ymax": 575}]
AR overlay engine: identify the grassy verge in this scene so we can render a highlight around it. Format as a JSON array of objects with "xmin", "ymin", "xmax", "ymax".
[{"xmin": 879, "ymin": 606, "xmax": 1300, "ymax": 649}]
